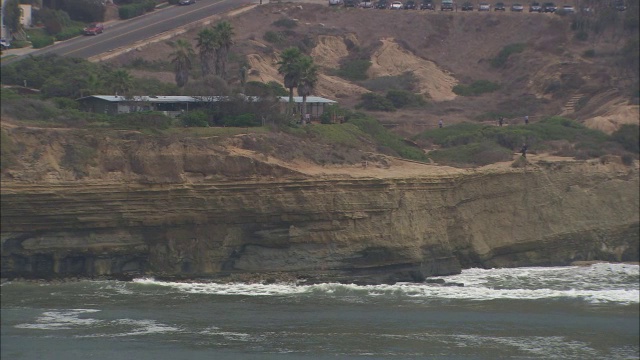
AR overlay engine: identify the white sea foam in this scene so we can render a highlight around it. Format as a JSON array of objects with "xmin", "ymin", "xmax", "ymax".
[
  {"xmin": 131, "ymin": 263, "xmax": 639, "ymax": 304},
  {"xmin": 15, "ymin": 309, "xmax": 102, "ymax": 330}
]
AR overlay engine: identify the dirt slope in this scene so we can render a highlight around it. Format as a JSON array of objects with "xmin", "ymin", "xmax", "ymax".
[{"xmin": 367, "ymin": 38, "xmax": 457, "ymax": 101}]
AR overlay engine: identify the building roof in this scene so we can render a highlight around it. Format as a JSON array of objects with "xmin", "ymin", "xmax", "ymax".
[
  {"xmin": 277, "ymin": 96, "xmax": 337, "ymax": 104},
  {"xmin": 77, "ymin": 95, "xmax": 337, "ymax": 104}
]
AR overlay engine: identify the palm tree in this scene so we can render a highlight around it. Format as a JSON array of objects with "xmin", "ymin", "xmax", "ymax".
[
  {"xmin": 213, "ymin": 21, "xmax": 234, "ymax": 79},
  {"xmin": 169, "ymin": 39, "xmax": 195, "ymax": 88},
  {"xmin": 196, "ymin": 28, "xmax": 218, "ymax": 77},
  {"xmin": 109, "ymin": 70, "xmax": 133, "ymax": 96},
  {"xmin": 277, "ymin": 47, "xmax": 303, "ymax": 117},
  {"xmin": 296, "ymin": 56, "xmax": 318, "ymax": 125}
]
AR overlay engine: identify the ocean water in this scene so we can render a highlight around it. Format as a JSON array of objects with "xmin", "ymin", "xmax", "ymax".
[{"xmin": 1, "ymin": 263, "xmax": 638, "ymax": 360}]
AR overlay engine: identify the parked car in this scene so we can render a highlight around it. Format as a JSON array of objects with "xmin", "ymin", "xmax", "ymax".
[
  {"xmin": 329, "ymin": 0, "xmax": 344, "ymax": 5},
  {"xmin": 613, "ymin": 0, "xmax": 626, "ymax": 11},
  {"xmin": 529, "ymin": 2, "xmax": 542, "ymax": 12},
  {"xmin": 559, "ymin": 4, "xmax": 575, "ymax": 13},
  {"xmin": 478, "ymin": 2, "xmax": 490, "ymax": 11},
  {"xmin": 83, "ymin": 23, "xmax": 104, "ymax": 35},
  {"xmin": 361, "ymin": 0, "xmax": 374, "ymax": 8},
  {"xmin": 542, "ymin": 2, "xmax": 556, "ymax": 12},
  {"xmin": 0, "ymin": 39, "xmax": 10, "ymax": 50},
  {"xmin": 494, "ymin": 2, "xmax": 505, "ymax": 11},
  {"xmin": 344, "ymin": 0, "xmax": 359, "ymax": 6},
  {"xmin": 511, "ymin": 3, "xmax": 524, "ymax": 11},
  {"xmin": 178, "ymin": 0, "xmax": 195, "ymax": 4},
  {"xmin": 461, "ymin": 2, "xmax": 473, "ymax": 11},
  {"xmin": 390, "ymin": 1, "xmax": 403, "ymax": 9},
  {"xmin": 420, "ymin": 0, "xmax": 435, "ymax": 10},
  {"xmin": 375, "ymin": 0, "xmax": 388, "ymax": 9},
  {"xmin": 440, "ymin": 0, "xmax": 454, "ymax": 11},
  {"xmin": 404, "ymin": 0, "xmax": 417, "ymax": 9}
]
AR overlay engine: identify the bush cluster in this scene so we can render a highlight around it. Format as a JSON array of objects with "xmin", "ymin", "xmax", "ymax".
[
  {"xmin": 357, "ymin": 90, "xmax": 426, "ymax": 111},
  {"xmin": 273, "ymin": 18, "xmax": 297, "ymax": 29},
  {"xmin": 413, "ymin": 117, "xmax": 630, "ymax": 167},
  {"xmin": 336, "ymin": 59, "xmax": 372, "ymax": 81},
  {"xmin": 119, "ymin": 0, "xmax": 155, "ymax": 20},
  {"xmin": 491, "ymin": 43, "xmax": 526, "ymax": 68},
  {"xmin": 453, "ymin": 80, "xmax": 500, "ymax": 96}
]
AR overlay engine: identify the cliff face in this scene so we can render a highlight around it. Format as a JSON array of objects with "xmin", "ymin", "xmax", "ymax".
[{"xmin": 1, "ymin": 129, "xmax": 638, "ymax": 283}]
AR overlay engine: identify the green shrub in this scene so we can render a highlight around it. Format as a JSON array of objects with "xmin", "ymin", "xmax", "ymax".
[
  {"xmin": 360, "ymin": 72, "xmax": 418, "ymax": 92},
  {"xmin": 263, "ymin": 31, "xmax": 285, "ymax": 44},
  {"xmin": 52, "ymin": 97, "xmax": 80, "ymax": 110},
  {"xmin": 349, "ymin": 115, "xmax": 427, "ymax": 161},
  {"xmin": 319, "ymin": 104, "xmax": 348, "ymax": 124},
  {"xmin": 182, "ymin": 111, "xmax": 209, "ymax": 127},
  {"xmin": 385, "ymin": 89, "xmax": 426, "ymax": 109},
  {"xmin": 273, "ymin": 18, "xmax": 297, "ymax": 28},
  {"xmin": 110, "ymin": 112, "xmax": 173, "ymax": 130},
  {"xmin": 453, "ymin": 80, "xmax": 501, "ymax": 96},
  {"xmin": 119, "ymin": 3, "xmax": 146, "ymax": 19},
  {"xmin": 611, "ymin": 124, "xmax": 639, "ymax": 153},
  {"xmin": 574, "ymin": 31, "xmax": 588, "ymax": 41},
  {"xmin": 428, "ymin": 141, "xmax": 513, "ymax": 167},
  {"xmin": 491, "ymin": 43, "xmax": 526, "ymax": 68},
  {"xmin": 30, "ymin": 36, "xmax": 55, "ymax": 48},
  {"xmin": 9, "ymin": 40, "xmax": 29, "ymax": 49},
  {"xmin": 54, "ymin": 26, "xmax": 84, "ymax": 41},
  {"xmin": 336, "ymin": 59, "xmax": 371, "ymax": 81},
  {"xmin": 582, "ymin": 49, "xmax": 596, "ymax": 58},
  {"xmin": 356, "ymin": 92, "xmax": 396, "ymax": 111},
  {"xmin": 222, "ymin": 113, "xmax": 260, "ymax": 127}
]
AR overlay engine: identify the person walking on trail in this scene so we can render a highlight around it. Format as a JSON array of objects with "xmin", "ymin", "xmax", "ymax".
[
  {"xmin": 520, "ymin": 144, "xmax": 528, "ymax": 158},
  {"xmin": 498, "ymin": 117, "xmax": 504, "ymax": 127},
  {"xmin": 438, "ymin": 119, "xmax": 443, "ymax": 128},
  {"xmin": 524, "ymin": 115, "xmax": 529, "ymax": 125}
]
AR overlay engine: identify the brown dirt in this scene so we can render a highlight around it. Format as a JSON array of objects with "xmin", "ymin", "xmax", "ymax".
[{"xmin": 108, "ymin": 1, "xmax": 638, "ymax": 132}]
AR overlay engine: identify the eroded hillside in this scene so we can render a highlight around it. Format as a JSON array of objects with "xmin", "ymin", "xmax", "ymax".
[{"xmin": 110, "ymin": 2, "xmax": 638, "ymax": 133}]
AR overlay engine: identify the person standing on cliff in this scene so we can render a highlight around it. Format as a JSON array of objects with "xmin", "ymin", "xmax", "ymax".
[
  {"xmin": 438, "ymin": 119, "xmax": 443, "ymax": 128},
  {"xmin": 498, "ymin": 117, "xmax": 504, "ymax": 127},
  {"xmin": 521, "ymin": 143, "xmax": 528, "ymax": 158},
  {"xmin": 524, "ymin": 115, "xmax": 529, "ymax": 125}
]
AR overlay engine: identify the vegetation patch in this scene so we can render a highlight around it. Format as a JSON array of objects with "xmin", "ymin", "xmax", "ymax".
[
  {"xmin": 336, "ymin": 59, "xmax": 372, "ymax": 81},
  {"xmin": 414, "ymin": 117, "xmax": 618, "ymax": 167},
  {"xmin": 491, "ymin": 43, "xmax": 526, "ymax": 68},
  {"xmin": 452, "ymin": 80, "xmax": 500, "ymax": 96},
  {"xmin": 360, "ymin": 72, "xmax": 419, "ymax": 93},
  {"xmin": 348, "ymin": 115, "xmax": 427, "ymax": 161},
  {"xmin": 273, "ymin": 18, "xmax": 298, "ymax": 29}
]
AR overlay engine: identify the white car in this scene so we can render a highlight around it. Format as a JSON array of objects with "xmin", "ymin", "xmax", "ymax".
[
  {"xmin": 390, "ymin": 1, "xmax": 403, "ymax": 9},
  {"xmin": 478, "ymin": 2, "xmax": 490, "ymax": 11},
  {"xmin": 329, "ymin": 0, "xmax": 344, "ymax": 5},
  {"xmin": 0, "ymin": 39, "xmax": 10, "ymax": 50},
  {"xmin": 561, "ymin": 5, "xmax": 575, "ymax": 13}
]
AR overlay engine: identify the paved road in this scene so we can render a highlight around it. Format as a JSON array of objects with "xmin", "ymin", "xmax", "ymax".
[{"xmin": 2, "ymin": 0, "xmax": 253, "ymax": 66}]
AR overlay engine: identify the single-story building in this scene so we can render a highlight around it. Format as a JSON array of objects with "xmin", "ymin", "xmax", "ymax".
[{"xmin": 77, "ymin": 95, "xmax": 338, "ymax": 120}]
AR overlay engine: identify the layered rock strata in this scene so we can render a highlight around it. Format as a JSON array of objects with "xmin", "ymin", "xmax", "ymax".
[{"xmin": 2, "ymin": 162, "xmax": 638, "ymax": 284}]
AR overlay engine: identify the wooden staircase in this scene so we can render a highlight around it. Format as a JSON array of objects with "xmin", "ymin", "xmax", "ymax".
[{"xmin": 560, "ymin": 93, "xmax": 584, "ymax": 115}]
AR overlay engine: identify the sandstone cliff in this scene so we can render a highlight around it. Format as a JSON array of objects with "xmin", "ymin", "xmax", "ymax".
[{"xmin": 1, "ymin": 127, "xmax": 638, "ymax": 283}]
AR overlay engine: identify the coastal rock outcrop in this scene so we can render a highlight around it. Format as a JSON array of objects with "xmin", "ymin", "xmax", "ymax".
[{"xmin": 1, "ymin": 129, "xmax": 638, "ymax": 283}]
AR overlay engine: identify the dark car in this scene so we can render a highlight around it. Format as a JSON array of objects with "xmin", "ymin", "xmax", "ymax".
[
  {"xmin": 529, "ymin": 2, "xmax": 542, "ymax": 12},
  {"xmin": 494, "ymin": 2, "xmax": 506, "ymax": 11},
  {"xmin": 511, "ymin": 3, "xmax": 524, "ymax": 11},
  {"xmin": 344, "ymin": 0, "xmax": 358, "ymax": 6},
  {"xmin": 404, "ymin": 0, "xmax": 417, "ymax": 9},
  {"xmin": 375, "ymin": 0, "xmax": 388, "ymax": 8},
  {"xmin": 441, "ymin": 0, "xmax": 454, "ymax": 11},
  {"xmin": 613, "ymin": 0, "xmax": 626, "ymax": 11},
  {"xmin": 361, "ymin": 0, "xmax": 374, "ymax": 7},
  {"xmin": 542, "ymin": 2, "xmax": 556, "ymax": 12},
  {"xmin": 420, "ymin": 0, "xmax": 435, "ymax": 9},
  {"xmin": 461, "ymin": 2, "xmax": 473, "ymax": 11}
]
